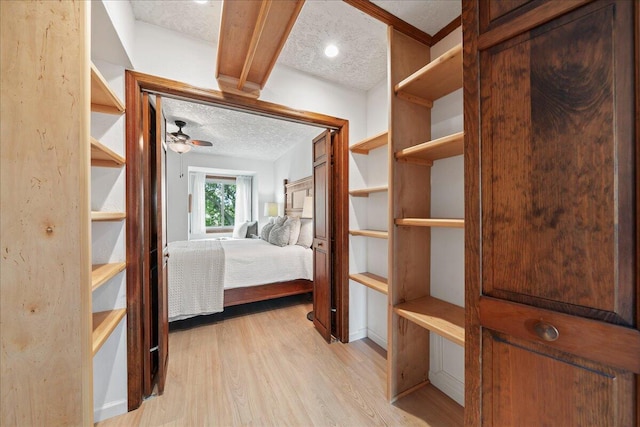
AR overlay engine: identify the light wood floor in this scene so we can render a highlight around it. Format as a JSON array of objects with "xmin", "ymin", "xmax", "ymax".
[{"xmin": 97, "ymin": 295, "xmax": 463, "ymax": 426}]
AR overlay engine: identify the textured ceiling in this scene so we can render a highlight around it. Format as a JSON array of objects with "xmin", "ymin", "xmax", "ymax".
[
  {"xmin": 162, "ymin": 97, "xmax": 323, "ymax": 161},
  {"xmin": 278, "ymin": 0, "xmax": 387, "ymax": 91}
]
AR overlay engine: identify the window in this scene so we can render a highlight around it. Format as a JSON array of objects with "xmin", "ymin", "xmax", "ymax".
[{"xmin": 205, "ymin": 176, "xmax": 236, "ymax": 230}]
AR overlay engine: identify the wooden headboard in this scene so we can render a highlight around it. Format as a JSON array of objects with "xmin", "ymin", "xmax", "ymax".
[{"xmin": 284, "ymin": 176, "xmax": 312, "ymax": 217}]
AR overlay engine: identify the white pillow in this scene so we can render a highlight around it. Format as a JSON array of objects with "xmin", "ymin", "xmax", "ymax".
[
  {"xmin": 285, "ymin": 216, "xmax": 301, "ymax": 245},
  {"xmin": 296, "ymin": 219, "xmax": 313, "ymax": 249},
  {"xmin": 232, "ymin": 221, "xmax": 249, "ymax": 239}
]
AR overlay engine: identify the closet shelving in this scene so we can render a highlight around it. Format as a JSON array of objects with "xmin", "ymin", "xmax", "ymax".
[
  {"xmin": 349, "ymin": 229, "xmax": 388, "ymax": 239},
  {"xmin": 349, "ymin": 272, "xmax": 388, "ymax": 295},
  {"xmin": 349, "ymin": 185, "xmax": 388, "ymax": 197},
  {"xmin": 349, "ymin": 131, "xmax": 388, "ymax": 154},
  {"xmin": 90, "ymin": 62, "xmax": 126, "ymax": 379},
  {"xmin": 388, "ymin": 27, "xmax": 464, "ymax": 411}
]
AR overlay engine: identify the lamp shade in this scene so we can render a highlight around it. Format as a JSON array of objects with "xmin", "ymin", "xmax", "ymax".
[
  {"xmin": 301, "ymin": 196, "xmax": 313, "ymax": 218},
  {"xmin": 263, "ymin": 202, "xmax": 278, "ymax": 217},
  {"xmin": 169, "ymin": 141, "xmax": 192, "ymax": 154}
]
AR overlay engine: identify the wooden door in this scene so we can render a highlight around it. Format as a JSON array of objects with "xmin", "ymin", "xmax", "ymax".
[
  {"xmin": 155, "ymin": 95, "xmax": 169, "ymax": 394},
  {"xmin": 464, "ymin": 1, "xmax": 639, "ymax": 425},
  {"xmin": 313, "ymin": 130, "xmax": 332, "ymax": 342}
]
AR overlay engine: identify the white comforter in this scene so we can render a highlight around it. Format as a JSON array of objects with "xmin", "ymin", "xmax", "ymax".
[{"xmin": 167, "ymin": 238, "xmax": 312, "ymax": 321}]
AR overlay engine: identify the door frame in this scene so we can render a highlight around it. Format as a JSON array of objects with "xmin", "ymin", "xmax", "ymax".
[{"xmin": 124, "ymin": 70, "xmax": 350, "ymax": 410}]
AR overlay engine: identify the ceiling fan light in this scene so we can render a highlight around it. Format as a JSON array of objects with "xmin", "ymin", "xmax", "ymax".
[{"xmin": 169, "ymin": 141, "xmax": 192, "ymax": 154}]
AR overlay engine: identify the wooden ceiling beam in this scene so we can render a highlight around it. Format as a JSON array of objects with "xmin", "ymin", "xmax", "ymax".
[
  {"xmin": 216, "ymin": 0, "xmax": 304, "ymax": 99},
  {"xmin": 343, "ymin": 0, "xmax": 433, "ymax": 46},
  {"xmin": 238, "ymin": 0, "xmax": 272, "ymax": 90}
]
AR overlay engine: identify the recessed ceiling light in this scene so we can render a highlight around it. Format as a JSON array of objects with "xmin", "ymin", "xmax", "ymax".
[
  {"xmin": 324, "ymin": 44, "xmax": 339, "ymax": 58},
  {"xmin": 194, "ymin": 0, "xmax": 208, "ymax": 4}
]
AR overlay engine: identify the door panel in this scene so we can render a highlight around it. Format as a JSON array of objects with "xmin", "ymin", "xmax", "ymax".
[
  {"xmin": 465, "ymin": 0, "xmax": 638, "ymax": 424},
  {"xmin": 155, "ymin": 95, "xmax": 168, "ymax": 394},
  {"xmin": 482, "ymin": 330, "xmax": 635, "ymax": 427},
  {"xmin": 313, "ymin": 130, "xmax": 332, "ymax": 342},
  {"xmin": 480, "ymin": 0, "xmax": 635, "ymax": 324}
]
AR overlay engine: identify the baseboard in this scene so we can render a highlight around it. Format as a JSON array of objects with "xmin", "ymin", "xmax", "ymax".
[
  {"xmin": 366, "ymin": 328, "xmax": 387, "ymax": 350},
  {"xmin": 429, "ymin": 336, "xmax": 464, "ymax": 407},
  {"xmin": 429, "ymin": 369, "xmax": 464, "ymax": 406},
  {"xmin": 94, "ymin": 399, "xmax": 128, "ymax": 423},
  {"xmin": 349, "ymin": 327, "xmax": 367, "ymax": 342}
]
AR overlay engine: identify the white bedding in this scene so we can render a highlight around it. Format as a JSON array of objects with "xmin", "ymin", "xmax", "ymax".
[
  {"xmin": 167, "ymin": 238, "xmax": 312, "ymax": 321},
  {"xmin": 168, "ymin": 239, "xmax": 225, "ymax": 321},
  {"xmin": 221, "ymin": 238, "xmax": 313, "ymax": 289}
]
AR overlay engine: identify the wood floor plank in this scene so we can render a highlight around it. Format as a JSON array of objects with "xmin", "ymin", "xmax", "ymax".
[{"xmin": 96, "ymin": 295, "xmax": 462, "ymax": 426}]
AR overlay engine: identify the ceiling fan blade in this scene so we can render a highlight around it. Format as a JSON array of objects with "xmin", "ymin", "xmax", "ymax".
[{"xmin": 191, "ymin": 140, "xmax": 213, "ymax": 147}]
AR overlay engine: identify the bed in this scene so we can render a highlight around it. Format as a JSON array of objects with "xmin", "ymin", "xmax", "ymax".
[{"xmin": 168, "ymin": 176, "xmax": 314, "ymax": 321}]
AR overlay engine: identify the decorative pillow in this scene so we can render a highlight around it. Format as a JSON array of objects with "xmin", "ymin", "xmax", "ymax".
[
  {"xmin": 268, "ymin": 221, "xmax": 292, "ymax": 247},
  {"xmin": 245, "ymin": 220, "xmax": 258, "ymax": 238},
  {"xmin": 285, "ymin": 216, "xmax": 301, "ymax": 245},
  {"xmin": 232, "ymin": 222, "xmax": 249, "ymax": 239},
  {"xmin": 274, "ymin": 215, "xmax": 287, "ymax": 226},
  {"xmin": 260, "ymin": 222, "xmax": 275, "ymax": 241},
  {"xmin": 296, "ymin": 219, "xmax": 313, "ymax": 249}
]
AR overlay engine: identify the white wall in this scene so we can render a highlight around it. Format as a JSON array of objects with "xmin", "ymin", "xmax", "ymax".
[
  {"xmin": 428, "ymin": 27, "xmax": 465, "ymax": 407},
  {"xmin": 166, "ymin": 151, "xmax": 276, "ymax": 242},
  {"xmin": 273, "ymin": 139, "xmax": 314, "ymax": 207}
]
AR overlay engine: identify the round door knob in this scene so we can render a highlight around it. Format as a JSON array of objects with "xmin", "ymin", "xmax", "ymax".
[{"xmin": 533, "ymin": 321, "xmax": 559, "ymax": 342}]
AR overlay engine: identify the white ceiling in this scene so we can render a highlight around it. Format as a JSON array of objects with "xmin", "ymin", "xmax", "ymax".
[
  {"xmin": 130, "ymin": 0, "xmax": 460, "ymax": 160},
  {"xmin": 163, "ymin": 98, "xmax": 323, "ymax": 161}
]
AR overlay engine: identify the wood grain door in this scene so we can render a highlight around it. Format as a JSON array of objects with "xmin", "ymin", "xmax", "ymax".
[
  {"xmin": 155, "ymin": 95, "xmax": 169, "ymax": 394},
  {"xmin": 313, "ymin": 130, "xmax": 332, "ymax": 342},
  {"xmin": 464, "ymin": 1, "xmax": 639, "ymax": 425}
]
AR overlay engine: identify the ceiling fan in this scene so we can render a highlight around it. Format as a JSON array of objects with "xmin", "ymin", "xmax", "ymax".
[{"xmin": 167, "ymin": 120, "xmax": 213, "ymax": 153}]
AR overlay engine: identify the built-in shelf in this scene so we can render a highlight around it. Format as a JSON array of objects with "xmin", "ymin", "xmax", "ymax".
[
  {"xmin": 350, "ymin": 131, "xmax": 388, "ymax": 154},
  {"xmin": 349, "ymin": 186, "xmax": 388, "ymax": 197},
  {"xmin": 395, "ymin": 44, "xmax": 462, "ymax": 106},
  {"xmin": 91, "ymin": 137, "xmax": 125, "ymax": 168},
  {"xmin": 394, "ymin": 296, "xmax": 465, "ymax": 346},
  {"xmin": 91, "ymin": 211, "xmax": 126, "ymax": 222},
  {"xmin": 349, "ymin": 229, "xmax": 389, "ymax": 239},
  {"xmin": 91, "ymin": 63, "xmax": 125, "ymax": 115},
  {"xmin": 92, "ymin": 308, "xmax": 126, "ymax": 355},
  {"xmin": 349, "ymin": 272, "xmax": 388, "ymax": 295},
  {"xmin": 395, "ymin": 218, "xmax": 464, "ymax": 228},
  {"xmin": 91, "ymin": 262, "xmax": 126, "ymax": 292},
  {"xmin": 396, "ymin": 132, "xmax": 464, "ymax": 163}
]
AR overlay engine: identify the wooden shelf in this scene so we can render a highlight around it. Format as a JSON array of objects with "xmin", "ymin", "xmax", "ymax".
[
  {"xmin": 350, "ymin": 131, "xmax": 388, "ymax": 154},
  {"xmin": 349, "ymin": 272, "xmax": 388, "ymax": 294},
  {"xmin": 395, "ymin": 44, "xmax": 462, "ymax": 105},
  {"xmin": 349, "ymin": 186, "xmax": 388, "ymax": 197},
  {"xmin": 91, "ymin": 262, "xmax": 126, "ymax": 292},
  {"xmin": 396, "ymin": 131, "xmax": 464, "ymax": 163},
  {"xmin": 349, "ymin": 229, "xmax": 388, "ymax": 239},
  {"xmin": 91, "ymin": 63, "xmax": 125, "ymax": 115},
  {"xmin": 91, "ymin": 137, "xmax": 125, "ymax": 167},
  {"xmin": 394, "ymin": 296, "xmax": 465, "ymax": 346},
  {"xmin": 92, "ymin": 308, "xmax": 126, "ymax": 355},
  {"xmin": 91, "ymin": 211, "xmax": 126, "ymax": 222},
  {"xmin": 395, "ymin": 218, "xmax": 464, "ymax": 228}
]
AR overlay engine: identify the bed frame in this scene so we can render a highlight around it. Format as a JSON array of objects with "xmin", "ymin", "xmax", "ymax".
[{"xmin": 223, "ymin": 176, "xmax": 313, "ymax": 307}]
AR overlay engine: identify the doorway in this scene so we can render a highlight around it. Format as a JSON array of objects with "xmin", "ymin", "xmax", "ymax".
[{"xmin": 124, "ymin": 70, "xmax": 350, "ymax": 410}]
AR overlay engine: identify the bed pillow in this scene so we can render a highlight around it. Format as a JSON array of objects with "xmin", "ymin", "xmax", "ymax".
[
  {"xmin": 285, "ymin": 216, "xmax": 301, "ymax": 245},
  {"xmin": 232, "ymin": 221, "xmax": 249, "ymax": 239},
  {"xmin": 260, "ymin": 221, "xmax": 275, "ymax": 241},
  {"xmin": 245, "ymin": 220, "xmax": 258, "ymax": 238},
  {"xmin": 296, "ymin": 219, "xmax": 313, "ymax": 249},
  {"xmin": 268, "ymin": 220, "xmax": 292, "ymax": 247}
]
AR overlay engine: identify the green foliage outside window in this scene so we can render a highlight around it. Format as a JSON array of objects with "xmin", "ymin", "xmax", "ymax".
[{"xmin": 205, "ymin": 181, "xmax": 236, "ymax": 227}]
